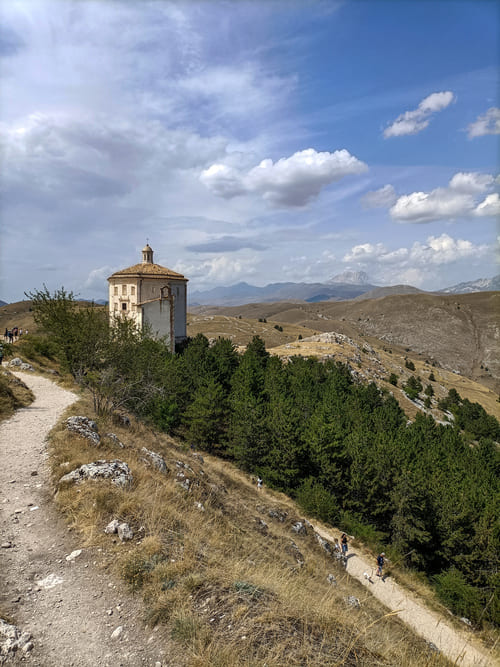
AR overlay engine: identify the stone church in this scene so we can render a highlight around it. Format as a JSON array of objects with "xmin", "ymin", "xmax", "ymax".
[{"xmin": 107, "ymin": 244, "xmax": 188, "ymax": 350}]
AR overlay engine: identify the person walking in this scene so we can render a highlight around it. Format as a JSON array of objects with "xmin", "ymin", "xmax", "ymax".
[
  {"xmin": 376, "ymin": 552, "xmax": 385, "ymax": 578},
  {"xmin": 341, "ymin": 533, "xmax": 348, "ymax": 557},
  {"xmin": 257, "ymin": 477, "xmax": 263, "ymax": 491}
]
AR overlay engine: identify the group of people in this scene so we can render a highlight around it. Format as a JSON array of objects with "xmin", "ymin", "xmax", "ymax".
[{"xmin": 3, "ymin": 327, "xmax": 26, "ymax": 343}]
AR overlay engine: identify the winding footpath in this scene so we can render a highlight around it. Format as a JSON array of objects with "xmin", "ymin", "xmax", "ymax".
[
  {"xmin": 0, "ymin": 371, "xmax": 497, "ymax": 666},
  {"xmin": 0, "ymin": 372, "xmax": 169, "ymax": 666}
]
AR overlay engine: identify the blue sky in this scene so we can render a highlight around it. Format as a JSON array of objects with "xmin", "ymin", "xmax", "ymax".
[{"xmin": 0, "ymin": 0, "xmax": 498, "ymax": 302}]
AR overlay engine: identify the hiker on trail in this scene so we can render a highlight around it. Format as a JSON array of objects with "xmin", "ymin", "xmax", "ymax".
[
  {"xmin": 4, "ymin": 328, "xmax": 7, "ymax": 341},
  {"xmin": 333, "ymin": 538, "xmax": 341, "ymax": 554},
  {"xmin": 376, "ymin": 552, "xmax": 385, "ymax": 578},
  {"xmin": 8, "ymin": 331, "xmax": 13, "ymax": 343},
  {"xmin": 341, "ymin": 533, "xmax": 348, "ymax": 557},
  {"xmin": 257, "ymin": 477, "xmax": 263, "ymax": 491}
]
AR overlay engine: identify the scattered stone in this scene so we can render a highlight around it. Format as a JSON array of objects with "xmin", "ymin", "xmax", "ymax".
[
  {"xmin": 426, "ymin": 641, "xmax": 440, "ymax": 654},
  {"xmin": 1, "ymin": 542, "xmax": 12, "ymax": 549},
  {"xmin": 314, "ymin": 532, "xmax": 333, "ymax": 555},
  {"xmin": 29, "ymin": 505, "xmax": 39, "ymax": 511},
  {"xmin": 177, "ymin": 478, "xmax": 190, "ymax": 491},
  {"xmin": 327, "ymin": 574, "xmax": 337, "ymax": 586},
  {"xmin": 8, "ymin": 357, "xmax": 23, "ymax": 367},
  {"xmin": 268, "ymin": 508, "xmax": 288, "ymax": 522},
  {"xmin": 107, "ymin": 609, "xmax": 113, "ymax": 616},
  {"xmin": 118, "ymin": 523, "xmax": 133, "ymax": 541},
  {"xmin": 194, "ymin": 502, "xmax": 205, "ymax": 512},
  {"xmin": 59, "ymin": 460, "xmax": 133, "ymax": 488},
  {"xmin": 291, "ymin": 521, "xmax": 307, "ymax": 535},
  {"xmin": 346, "ymin": 596, "xmax": 360, "ymax": 608},
  {"xmin": 20, "ymin": 363, "xmax": 35, "ymax": 371},
  {"xmin": 104, "ymin": 433, "xmax": 125, "ymax": 449},
  {"xmin": 66, "ymin": 416, "xmax": 101, "ymax": 446},
  {"xmin": 36, "ymin": 574, "xmax": 64, "ymax": 590},
  {"xmin": 141, "ymin": 448, "xmax": 168, "ymax": 474},
  {"xmin": 191, "ymin": 452, "xmax": 204, "ymax": 464},
  {"xmin": 105, "ymin": 519, "xmax": 120, "ymax": 534},
  {"xmin": 30, "ymin": 471, "xmax": 38, "ymax": 476},
  {"xmin": 0, "ymin": 619, "xmax": 33, "ymax": 659},
  {"xmin": 176, "ymin": 460, "xmax": 194, "ymax": 473},
  {"xmin": 460, "ymin": 617, "xmax": 472, "ymax": 627},
  {"xmin": 66, "ymin": 549, "xmax": 83, "ymax": 562},
  {"xmin": 111, "ymin": 626, "xmax": 123, "ymax": 640}
]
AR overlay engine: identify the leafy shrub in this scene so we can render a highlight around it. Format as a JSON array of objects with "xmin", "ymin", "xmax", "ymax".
[
  {"xmin": 405, "ymin": 360, "xmax": 415, "ymax": 371},
  {"xmin": 433, "ymin": 568, "xmax": 484, "ymax": 625},
  {"xmin": 296, "ymin": 478, "xmax": 339, "ymax": 524},
  {"xmin": 388, "ymin": 373, "xmax": 398, "ymax": 386}
]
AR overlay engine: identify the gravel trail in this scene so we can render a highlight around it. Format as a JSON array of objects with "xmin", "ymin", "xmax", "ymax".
[{"xmin": 0, "ymin": 372, "xmax": 169, "ymax": 666}]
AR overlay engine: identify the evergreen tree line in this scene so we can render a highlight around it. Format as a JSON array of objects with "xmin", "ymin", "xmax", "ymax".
[{"xmin": 27, "ymin": 290, "xmax": 500, "ymax": 627}]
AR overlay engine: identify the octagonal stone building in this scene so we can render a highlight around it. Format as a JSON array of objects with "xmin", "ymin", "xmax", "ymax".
[{"xmin": 107, "ymin": 244, "xmax": 188, "ymax": 350}]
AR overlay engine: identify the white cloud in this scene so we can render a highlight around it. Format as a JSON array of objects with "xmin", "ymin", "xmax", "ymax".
[
  {"xmin": 174, "ymin": 255, "xmax": 257, "ymax": 285},
  {"xmin": 475, "ymin": 193, "xmax": 500, "ymax": 217},
  {"xmin": 467, "ymin": 107, "xmax": 500, "ymax": 138},
  {"xmin": 361, "ymin": 184, "xmax": 397, "ymax": 208},
  {"xmin": 200, "ymin": 148, "xmax": 368, "ymax": 207},
  {"xmin": 344, "ymin": 233, "xmax": 488, "ymax": 268},
  {"xmin": 84, "ymin": 266, "xmax": 116, "ymax": 290},
  {"xmin": 448, "ymin": 172, "xmax": 494, "ymax": 194},
  {"xmin": 389, "ymin": 171, "xmax": 495, "ymax": 223},
  {"xmin": 384, "ymin": 91, "xmax": 455, "ymax": 138}
]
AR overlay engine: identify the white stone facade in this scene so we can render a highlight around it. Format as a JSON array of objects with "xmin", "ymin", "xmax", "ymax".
[{"xmin": 107, "ymin": 245, "xmax": 188, "ymax": 348}]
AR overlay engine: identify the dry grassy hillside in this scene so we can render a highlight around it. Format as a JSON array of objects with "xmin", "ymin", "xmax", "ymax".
[
  {"xmin": 192, "ymin": 291, "xmax": 500, "ymax": 394},
  {"xmin": 48, "ymin": 396, "xmax": 451, "ymax": 666}
]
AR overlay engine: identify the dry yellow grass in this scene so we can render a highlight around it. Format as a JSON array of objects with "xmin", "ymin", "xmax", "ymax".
[{"xmin": 47, "ymin": 395, "xmax": 451, "ymax": 666}]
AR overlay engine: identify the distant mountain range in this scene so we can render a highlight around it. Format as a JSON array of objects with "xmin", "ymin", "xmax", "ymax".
[
  {"xmin": 1, "ymin": 275, "xmax": 498, "ymax": 309},
  {"xmin": 441, "ymin": 275, "xmax": 500, "ymax": 294},
  {"xmin": 188, "ymin": 274, "xmax": 500, "ymax": 306}
]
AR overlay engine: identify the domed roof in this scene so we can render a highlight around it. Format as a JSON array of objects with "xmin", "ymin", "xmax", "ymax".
[
  {"xmin": 108, "ymin": 263, "xmax": 187, "ymax": 280},
  {"xmin": 142, "ymin": 243, "xmax": 153, "ymax": 253}
]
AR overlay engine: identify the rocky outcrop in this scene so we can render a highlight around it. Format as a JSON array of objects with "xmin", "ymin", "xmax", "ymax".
[
  {"xmin": 8, "ymin": 357, "xmax": 34, "ymax": 371},
  {"xmin": 0, "ymin": 619, "xmax": 33, "ymax": 660},
  {"xmin": 66, "ymin": 416, "xmax": 100, "ymax": 446},
  {"xmin": 59, "ymin": 460, "xmax": 133, "ymax": 488},
  {"xmin": 141, "ymin": 448, "xmax": 168, "ymax": 474}
]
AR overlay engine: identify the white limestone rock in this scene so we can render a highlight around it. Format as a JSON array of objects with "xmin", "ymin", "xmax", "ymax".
[
  {"xmin": 59, "ymin": 460, "xmax": 133, "ymax": 488},
  {"xmin": 118, "ymin": 523, "xmax": 133, "ymax": 541},
  {"xmin": 66, "ymin": 416, "xmax": 101, "ymax": 446},
  {"xmin": 141, "ymin": 448, "xmax": 168, "ymax": 474}
]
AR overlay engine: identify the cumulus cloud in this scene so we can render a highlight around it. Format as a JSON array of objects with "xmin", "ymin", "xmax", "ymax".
[
  {"xmin": 200, "ymin": 148, "xmax": 368, "ymax": 207},
  {"xmin": 342, "ymin": 234, "xmax": 490, "ymax": 286},
  {"xmin": 384, "ymin": 91, "xmax": 455, "ymax": 138},
  {"xmin": 467, "ymin": 107, "xmax": 500, "ymax": 138},
  {"xmin": 174, "ymin": 255, "xmax": 257, "ymax": 285},
  {"xmin": 389, "ymin": 171, "xmax": 496, "ymax": 223},
  {"xmin": 475, "ymin": 193, "xmax": 500, "ymax": 217},
  {"xmin": 361, "ymin": 184, "xmax": 397, "ymax": 208}
]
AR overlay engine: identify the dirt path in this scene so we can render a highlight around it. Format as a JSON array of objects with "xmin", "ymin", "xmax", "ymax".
[
  {"xmin": 1, "ymin": 372, "xmax": 497, "ymax": 666},
  {"xmin": 313, "ymin": 526, "xmax": 496, "ymax": 666},
  {"xmin": 0, "ymin": 372, "xmax": 169, "ymax": 666}
]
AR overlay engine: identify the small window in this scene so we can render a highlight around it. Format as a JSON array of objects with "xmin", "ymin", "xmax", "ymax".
[
  {"xmin": 114, "ymin": 286, "xmax": 118, "ymax": 296},
  {"xmin": 131, "ymin": 286, "xmax": 135, "ymax": 296},
  {"xmin": 122, "ymin": 302, "xmax": 127, "ymax": 311},
  {"xmin": 114, "ymin": 303, "xmax": 118, "ymax": 311},
  {"xmin": 122, "ymin": 285, "xmax": 127, "ymax": 296}
]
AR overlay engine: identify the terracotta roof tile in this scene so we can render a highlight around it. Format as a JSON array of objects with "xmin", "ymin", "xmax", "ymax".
[{"xmin": 109, "ymin": 263, "xmax": 187, "ymax": 280}]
